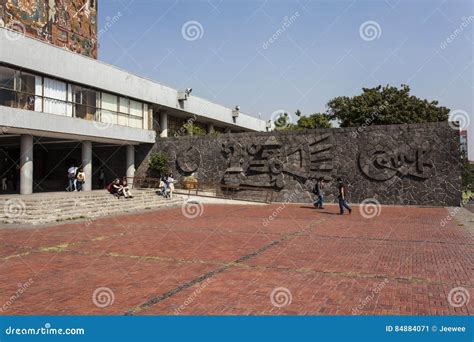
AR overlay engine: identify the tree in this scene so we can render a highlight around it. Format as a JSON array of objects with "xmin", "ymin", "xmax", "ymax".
[
  {"xmin": 148, "ymin": 153, "xmax": 169, "ymax": 177},
  {"xmin": 327, "ymin": 84, "xmax": 450, "ymax": 127},
  {"xmin": 297, "ymin": 113, "xmax": 332, "ymax": 129}
]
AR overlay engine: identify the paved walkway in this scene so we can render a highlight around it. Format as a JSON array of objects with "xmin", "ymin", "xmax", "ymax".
[{"xmin": 0, "ymin": 204, "xmax": 472, "ymax": 315}]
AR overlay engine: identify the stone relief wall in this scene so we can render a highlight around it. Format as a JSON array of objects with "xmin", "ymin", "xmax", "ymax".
[
  {"xmin": 136, "ymin": 122, "xmax": 462, "ymax": 206},
  {"xmin": 0, "ymin": 0, "xmax": 97, "ymax": 58}
]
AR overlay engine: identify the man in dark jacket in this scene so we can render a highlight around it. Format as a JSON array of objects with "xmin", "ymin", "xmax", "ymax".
[
  {"xmin": 313, "ymin": 177, "xmax": 325, "ymax": 209},
  {"xmin": 337, "ymin": 177, "xmax": 352, "ymax": 215}
]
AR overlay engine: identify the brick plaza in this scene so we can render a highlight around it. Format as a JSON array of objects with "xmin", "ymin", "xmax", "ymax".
[{"xmin": 0, "ymin": 204, "xmax": 472, "ymax": 315}]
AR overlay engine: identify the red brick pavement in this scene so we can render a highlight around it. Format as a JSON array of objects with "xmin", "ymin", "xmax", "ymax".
[{"xmin": 0, "ymin": 204, "xmax": 472, "ymax": 315}]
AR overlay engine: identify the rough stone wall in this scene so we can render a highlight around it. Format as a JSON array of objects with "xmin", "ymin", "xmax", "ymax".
[
  {"xmin": 136, "ymin": 122, "xmax": 462, "ymax": 206},
  {"xmin": 0, "ymin": 0, "xmax": 97, "ymax": 58}
]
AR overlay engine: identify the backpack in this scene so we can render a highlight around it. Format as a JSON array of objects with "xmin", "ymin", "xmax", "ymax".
[{"xmin": 106, "ymin": 182, "xmax": 113, "ymax": 193}]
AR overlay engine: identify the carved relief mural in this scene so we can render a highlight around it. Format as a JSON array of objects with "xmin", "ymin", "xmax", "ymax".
[
  {"xmin": 1, "ymin": 0, "xmax": 98, "ymax": 58},
  {"xmin": 137, "ymin": 122, "xmax": 461, "ymax": 206},
  {"xmin": 221, "ymin": 133, "xmax": 335, "ymax": 190}
]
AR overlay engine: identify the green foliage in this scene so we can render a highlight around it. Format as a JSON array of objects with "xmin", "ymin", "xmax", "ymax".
[
  {"xmin": 148, "ymin": 153, "xmax": 168, "ymax": 177},
  {"xmin": 297, "ymin": 113, "xmax": 332, "ymax": 129},
  {"xmin": 184, "ymin": 122, "xmax": 207, "ymax": 136},
  {"xmin": 327, "ymin": 84, "xmax": 450, "ymax": 127}
]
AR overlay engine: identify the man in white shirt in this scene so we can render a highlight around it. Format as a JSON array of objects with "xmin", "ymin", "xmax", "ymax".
[{"xmin": 66, "ymin": 164, "xmax": 78, "ymax": 191}]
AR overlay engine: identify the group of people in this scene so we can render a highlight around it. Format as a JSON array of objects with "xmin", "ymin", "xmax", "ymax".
[
  {"xmin": 158, "ymin": 173, "xmax": 175, "ymax": 198},
  {"xmin": 312, "ymin": 177, "xmax": 352, "ymax": 215},
  {"xmin": 66, "ymin": 164, "xmax": 86, "ymax": 192},
  {"xmin": 108, "ymin": 177, "xmax": 133, "ymax": 199}
]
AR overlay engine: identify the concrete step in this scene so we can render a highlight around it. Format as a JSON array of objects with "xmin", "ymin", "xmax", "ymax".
[{"xmin": 0, "ymin": 191, "xmax": 184, "ymax": 225}]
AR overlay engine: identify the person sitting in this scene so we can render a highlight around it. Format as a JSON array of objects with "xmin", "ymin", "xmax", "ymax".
[
  {"xmin": 121, "ymin": 176, "xmax": 133, "ymax": 199},
  {"xmin": 107, "ymin": 178, "xmax": 123, "ymax": 198}
]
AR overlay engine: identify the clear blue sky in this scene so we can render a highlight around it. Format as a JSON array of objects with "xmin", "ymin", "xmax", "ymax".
[{"xmin": 98, "ymin": 0, "xmax": 473, "ymax": 153}]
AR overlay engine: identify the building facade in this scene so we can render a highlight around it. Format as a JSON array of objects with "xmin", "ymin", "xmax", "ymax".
[{"xmin": 0, "ymin": 24, "xmax": 267, "ymax": 195}]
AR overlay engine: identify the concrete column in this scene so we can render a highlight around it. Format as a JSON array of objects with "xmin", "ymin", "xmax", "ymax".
[
  {"xmin": 126, "ymin": 145, "xmax": 135, "ymax": 188},
  {"xmin": 159, "ymin": 112, "xmax": 168, "ymax": 138},
  {"xmin": 82, "ymin": 141, "xmax": 92, "ymax": 191},
  {"xmin": 20, "ymin": 135, "xmax": 33, "ymax": 195},
  {"xmin": 207, "ymin": 123, "xmax": 214, "ymax": 134}
]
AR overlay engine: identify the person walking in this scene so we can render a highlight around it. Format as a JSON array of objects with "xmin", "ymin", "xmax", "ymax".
[
  {"xmin": 313, "ymin": 177, "xmax": 325, "ymax": 209},
  {"xmin": 66, "ymin": 164, "xmax": 78, "ymax": 191},
  {"xmin": 337, "ymin": 178, "xmax": 352, "ymax": 215},
  {"xmin": 76, "ymin": 168, "xmax": 86, "ymax": 191}
]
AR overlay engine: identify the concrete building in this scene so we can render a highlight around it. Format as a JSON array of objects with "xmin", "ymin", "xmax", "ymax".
[
  {"xmin": 0, "ymin": 25, "xmax": 266, "ymax": 195},
  {"xmin": 460, "ymin": 130, "xmax": 468, "ymax": 155}
]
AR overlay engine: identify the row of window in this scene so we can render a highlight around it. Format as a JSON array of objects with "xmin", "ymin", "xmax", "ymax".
[{"xmin": 0, "ymin": 65, "xmax": 150, "ymax": 130}]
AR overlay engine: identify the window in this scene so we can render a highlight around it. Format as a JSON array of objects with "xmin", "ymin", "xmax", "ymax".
[
  {"xmin": 72, "ymin": 84, "xmax": 97, "ymax": 120},
  {"xmin": 0, "ymin": 64, "xmax": 150, "ymax": 130},
  {"xmin": 100, "ymin": 92, "xmax": 118, "ymax": 125},
  {"xmin": 43, "ymin": 77, "xmax": 71, "ymax": 116}
]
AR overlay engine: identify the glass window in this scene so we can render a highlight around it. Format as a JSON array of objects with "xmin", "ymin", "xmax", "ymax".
[
  {"xmin": 43, "ymin": 77, "xmax": 69, "ymax": 116},
  {"xmin": 101, "ymin": 92, "xmax": 117, "ymax": 111},
  {"xmin": 72, "ymin": 84, "xmax": 97, "ymax": 120},
  {"xmin": 119, "ymin": 97, "xmax": 129, "ymax": 114},
  {"xmin": 0, "ymin": 66, "xmax": 17, "ymax": 90},
  {"xmin": 130, "ymin": 100, "xmax": 142, "ymax": 117}
]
